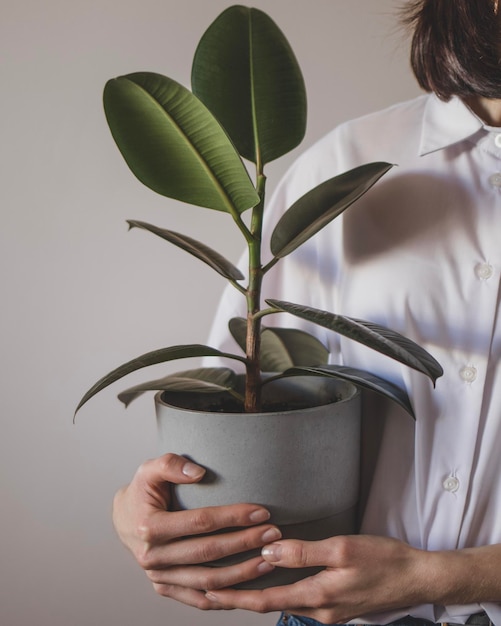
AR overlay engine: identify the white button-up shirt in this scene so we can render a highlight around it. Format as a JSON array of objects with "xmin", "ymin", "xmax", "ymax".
[{"xmin": 208, "ymin": 93, "xmax": 501, "ymax": 624}]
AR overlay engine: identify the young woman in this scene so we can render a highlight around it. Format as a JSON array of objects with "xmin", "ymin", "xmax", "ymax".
[{"xmin": 112, "ymin": 2, "xmax": 501, "ymax": 624}]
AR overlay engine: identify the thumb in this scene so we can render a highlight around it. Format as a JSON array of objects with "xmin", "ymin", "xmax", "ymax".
[
  {"xmin": 127, "ymin": 454, "xmax": 206, "ymax": 512},
  {"xmin": 261, "ymin": 539, "xmax": 327, "ymax": 568},
  {"xmin": 135, "ymin": 453, "xmax": 206, "ymax": 489}
]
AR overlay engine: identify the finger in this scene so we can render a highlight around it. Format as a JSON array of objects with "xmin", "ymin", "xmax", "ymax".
[
  {"xmin": 146, "ymin": 524, "xmax": 282, "ymax": 567},
  {"xmin": 205, "ymin": 571, "xmax": 336, "ymax": 613},
  {"xmin": 141, "ymin": 503, "xmax": 273, "ymax": 545},
  {"xmin": 152, "ymin": 582, "xmax": 226, "ymax": 610},
  {"xmin": 146, "ymin": 556, "xmax": 275, "ymax": 590},
  {"xmin": 204, "ymin": 582, "xmax": 312, "ymax": 613}
]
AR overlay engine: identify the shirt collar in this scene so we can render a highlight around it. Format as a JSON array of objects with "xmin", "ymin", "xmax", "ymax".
[{"xmin": 419, "ymin": 94, "xmax": 484, "ymax": 156}]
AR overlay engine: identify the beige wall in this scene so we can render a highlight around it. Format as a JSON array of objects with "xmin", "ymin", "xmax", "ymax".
[{"xmin": 0, "ymin": 1, "xmax": 420, "ymax": 625}]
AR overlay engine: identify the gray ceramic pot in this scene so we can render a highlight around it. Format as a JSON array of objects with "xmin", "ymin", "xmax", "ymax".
[{"xmin": 155, "ymin": 376, "xmax": 361, "ymax": 588}]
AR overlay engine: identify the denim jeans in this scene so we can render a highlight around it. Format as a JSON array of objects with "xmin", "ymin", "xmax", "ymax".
[
  {"xmin": 277, "ymin": 614, "xmax": 339, "ymax": 626},
  {"xmin": 277, "ymin": 613, "xmax": 330, "ymax": 626},
  {"xmin": 276, "ymin": 613, "xmax": 449, "ymax": 626}
]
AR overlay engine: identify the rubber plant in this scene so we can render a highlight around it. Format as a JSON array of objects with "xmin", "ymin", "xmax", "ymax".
[{"xmin": 75, "ymin": 5, "xmax": 442, "ymax": 419}]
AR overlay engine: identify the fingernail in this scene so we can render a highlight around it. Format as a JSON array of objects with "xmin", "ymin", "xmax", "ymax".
[
  {"xmin": 257, "ymin": 560, "xmax": 275, "ymax": 574},
  {"xmin": 205, "ymin": 591, "xmax": 218, "ymax": 602},
  {"xmin": 262, "ymin": 542, "xmax": 282, "ymax": 562},
  {"xmin": 249, "ymin": 508, "xmax": 271, "ymax": 523},
  {"xmin": 261, "ymin": 527, "xmax": 282, "ymax": 543},
  {"xmin": 182, "ymin": 461, "xmax": 205, "ymax": 478}
]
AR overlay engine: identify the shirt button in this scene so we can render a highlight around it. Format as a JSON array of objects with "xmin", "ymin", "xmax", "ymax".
[
  {"xmin": 495, "ymin": 134, "xmax": 501, "ymax": 148},
  {"xmin": 459, "ymin": 365, "xmax": 477, "ymax": 382},
  {"xmin": 475, "ymin": 262, "xmax": 494, "ymax": 280},
  {"xmin": 489, "ymin": 173, "xmax": 501, "ymax": 187},
  {"xmin": 443, "ymin": 476, "xmax": 460, "ymax": 493}
]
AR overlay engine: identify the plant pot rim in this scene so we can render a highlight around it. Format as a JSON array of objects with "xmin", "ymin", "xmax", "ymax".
[{"xmin": 155, "ymin": 376, "xmax": 360, "ymax": 418}]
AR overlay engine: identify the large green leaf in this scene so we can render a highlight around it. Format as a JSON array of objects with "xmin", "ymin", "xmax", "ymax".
[
  {"xmin": 228, "ymin": 317, "xmax": 248, "ymax": 354},
  {"xmin": 103, "ymin": 72, "xmax": 259, "ymax": 213},
  {"xmin": 117, "ymin": 367, "xmax": 237, "ymax": 407},
  {"xmin": 74, "ymin": 344, "xmax": 246, "ymax": 417},
  {"xmin": 228, "ymin": 317, "xmax": 329, "ymax": 371},
  {"xmin": 279, "ymin": 364, "xmax": 415, "ymax": 418},
  {"xmin": 270, "ymin": 162, "xmax": 393, "ymax": 258},
  {"xmin": 127, "ymin": 220, "xmax": 244, "ymax": 281},
  {"xmin": 266, "ymin": 300, "xmax": 443, "ymax": 385},
  {"xmin": 260, "ymin": 327, "xmax": 329, "ymax": 371},
  {"xmin": 191, "ymin": 5, "xmax": 306, "ymax": 165}
]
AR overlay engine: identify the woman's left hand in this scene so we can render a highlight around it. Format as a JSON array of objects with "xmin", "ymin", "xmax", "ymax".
[{"xmin": 204, "ymin": 534, "xmax": 441, "ymax": 623}]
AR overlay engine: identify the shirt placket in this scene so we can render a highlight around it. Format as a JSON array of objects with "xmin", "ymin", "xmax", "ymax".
[{"xmin": 424, "ymin": 136, "xmax": 501, "ymax": 550}]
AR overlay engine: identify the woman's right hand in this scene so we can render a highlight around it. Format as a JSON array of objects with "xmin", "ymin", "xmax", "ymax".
[{"xmin": 112, "ymin": 453, "xmax": 281, "ymax": 608}]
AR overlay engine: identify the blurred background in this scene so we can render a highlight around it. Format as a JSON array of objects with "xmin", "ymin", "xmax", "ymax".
[{"xmin": 1, "ymin": 1, "xmax": 420, "ymax": 624}]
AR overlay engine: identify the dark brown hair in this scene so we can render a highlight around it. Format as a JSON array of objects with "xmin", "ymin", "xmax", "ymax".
[{"xmin": 401, "ymin": 0, "xmax": 501, "ymax": 100}]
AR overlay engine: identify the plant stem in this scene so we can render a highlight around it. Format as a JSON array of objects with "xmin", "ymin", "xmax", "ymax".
[
  {"xmin": 262, "ymin": 256, "xmax": 279, "ymax": 275},
  {"xmin": 244, "ymin": 173, "xmax": 266, "ymax": 413}
]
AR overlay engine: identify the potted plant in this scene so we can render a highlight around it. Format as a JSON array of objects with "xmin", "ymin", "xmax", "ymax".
[{"xmin": 75, "ymin": 5, "xmax": 442, "ymax": 588}]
